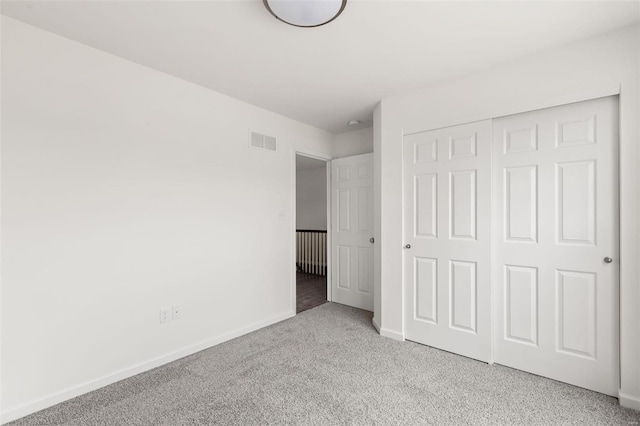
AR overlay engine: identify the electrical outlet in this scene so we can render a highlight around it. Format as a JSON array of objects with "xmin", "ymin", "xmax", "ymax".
[
  {"xmin": 172, "ymin": 305, "xmax": 182, "ymax": 320},
  {"xmin": 160, "ymin": 307, "xmax": 171, "ymax": 323}
]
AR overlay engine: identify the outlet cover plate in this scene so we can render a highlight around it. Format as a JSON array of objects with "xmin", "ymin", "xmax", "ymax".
[
  {"xmin": 160, "ymin": 307, "xmax": 171, "ymax": 323},
  {"xmin": 172, "ymin": 305, "xmax": 182, "ymax": 320}
]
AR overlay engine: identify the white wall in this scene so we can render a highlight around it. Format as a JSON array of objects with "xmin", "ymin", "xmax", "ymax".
[
  {"xmin": 296, "ymin": 166, "xmax": 327, "ymax": 230},
  {"xmin": 0, "ymin": 16, "xmax": 335, "ymax": 422},
  {"xmin": 376, "ymin": 24, "xmax": 640, "ymax": 406},
  {"xmin": 334, "ymin": 127, "xmax": 373, "ymax": 158}
]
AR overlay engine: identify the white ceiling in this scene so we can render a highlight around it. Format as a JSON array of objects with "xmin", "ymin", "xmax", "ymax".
[{"xmin": 2, "ymin": 1, "xmax": 639, "ymax": 134}]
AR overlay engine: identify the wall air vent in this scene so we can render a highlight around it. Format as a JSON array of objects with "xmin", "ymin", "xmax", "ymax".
[{"xmin": 249, "ymin": 131, "xmax": 277, "ymax": 152}]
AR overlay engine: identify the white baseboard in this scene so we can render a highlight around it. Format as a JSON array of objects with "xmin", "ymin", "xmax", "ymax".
[
  {"xmin": 372, "ymin": 317, "xmax": 381, "ymax": 334},
  {"xmin": 380, "ymin": 327, "xmax": 404, "ymax": 341},
  {"xmin": 372, "ymin": 318, "xmax": 404, "ymax": 342},
  {"xmin": 619, "ymin": 390, "xmax": 640, "ymax": 411},
  {"xmin": 0, "ymin": 311, "xmax": 294, "ymax": 425}
]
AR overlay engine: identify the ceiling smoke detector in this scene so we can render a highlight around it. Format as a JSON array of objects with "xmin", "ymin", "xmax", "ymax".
[
  {"xmin": 348, "ymin": 120, "xmax": 361, "ymax": 126},
  {"xmin": 263, "ymin": 0, "xmax": 348, "ymax": 28}
]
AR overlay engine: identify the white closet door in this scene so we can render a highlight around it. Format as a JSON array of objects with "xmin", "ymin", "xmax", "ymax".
[
  {"xmin": 331, "ymin": 153, "xmax": 374, "ymax": 311},
  {"xmin": 493, "ymin": 96, "xmax": 619, "ymax": 396},
  {"xmin": 403, "ymin": 121, "xmax": 492, "ymax": 362}
]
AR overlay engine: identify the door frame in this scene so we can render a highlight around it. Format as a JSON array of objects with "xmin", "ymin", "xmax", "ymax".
[{"xmin": 291, "ymin": 148, "xmax": 333, "ymax": 315}]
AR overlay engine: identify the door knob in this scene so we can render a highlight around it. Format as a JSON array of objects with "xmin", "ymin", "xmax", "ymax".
[
  {"xmin": 369, "ymin": 237, "xmax": 375, "ymax": 243},
  {"xmin": 405, "ymin": 244, "xmax": 411, "ymax": 249},
  {"xmin": 604, "ymin": 257, "xmax": 613, "ymax": 263}
]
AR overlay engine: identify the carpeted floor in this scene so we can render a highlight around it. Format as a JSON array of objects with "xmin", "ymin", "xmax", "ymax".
[
  {"xmin": 296, "ymin": 272, "xmax": 327, "ymax": 313},
  {"xmin": 9, "ymin": 303, "xmax": 640, "ymax": 425}
]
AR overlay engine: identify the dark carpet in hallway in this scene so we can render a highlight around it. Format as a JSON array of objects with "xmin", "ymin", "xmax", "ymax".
[{"xmin": 296, "ymin": 272, "xmax": 326, "ymax": 313}]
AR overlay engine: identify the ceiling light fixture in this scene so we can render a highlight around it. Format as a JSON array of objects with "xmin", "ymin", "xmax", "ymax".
[
  {"xmin": 263, "ymin": 0, "xmax": 347, "ymax": 28},
  {"xmin": 348, "ymin": 119, "xmax": 361, "ymax": 126}
]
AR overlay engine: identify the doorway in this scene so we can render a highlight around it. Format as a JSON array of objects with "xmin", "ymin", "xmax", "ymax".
[{"xmin": 295, "ymin": 154, "xmax": 329, "ymax": 313}]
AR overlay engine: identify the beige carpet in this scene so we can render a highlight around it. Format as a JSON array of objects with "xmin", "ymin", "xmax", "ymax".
[{"xmin": 9, "ymin": 303, "xmax": 640, "ymax": 425}]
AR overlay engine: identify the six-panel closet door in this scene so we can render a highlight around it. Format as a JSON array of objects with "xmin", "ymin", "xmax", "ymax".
[
  {"xmin": 492, "ymin": 96, "xmax": 619, "ymax": 396},
  {"xmin": 403, "ymin": 120, "xmax": 492, "ymax": 362}
]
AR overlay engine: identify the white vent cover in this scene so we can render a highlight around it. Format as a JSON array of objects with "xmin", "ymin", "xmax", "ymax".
[{"xmin": 249, "ymin": 131, "xmax": 277, "ymax": 152}]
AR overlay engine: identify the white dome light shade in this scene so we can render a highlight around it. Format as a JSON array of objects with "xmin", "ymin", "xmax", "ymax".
[{"xmin": 263, "ymin": 0, "xmax": 347, "ymax": 28}]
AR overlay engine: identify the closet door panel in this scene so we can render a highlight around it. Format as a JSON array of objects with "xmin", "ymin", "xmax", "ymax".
[
  {"xmin": 493, "ymin": 96, "xmax": 619, "ymax": 396},
  {"xmin": 404, "ymin": 120, "xmax": 491, "ymax": 362}
]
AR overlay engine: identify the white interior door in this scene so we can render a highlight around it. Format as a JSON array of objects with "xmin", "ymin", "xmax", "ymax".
[
  {"xmin": 331, "ymin": 153, "xmax": 374, "ymax": 311},
  {"xmin": 403, "ymin": 121, "xmax": 492, "ymax": 362},
  {"xmin": 492, "ymin": 96, "xmax": 619, "ymax": 396}
]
